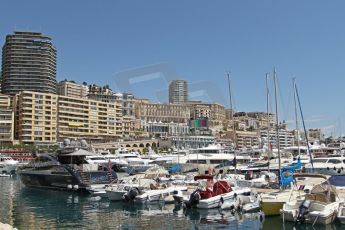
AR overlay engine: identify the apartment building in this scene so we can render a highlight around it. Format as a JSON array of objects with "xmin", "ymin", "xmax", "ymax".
[
  {"xmin": 260, "ymin": 128, "xmax": 294, "ymax": 149},
  {"xmin": 88, "ymin": 89, "xmax": 136, "ymax": 138},
  {"xmin": 235, "ymin": 130, "xmax": 260, "ymax": 149},
  {"xmin": 57, "ymin": 80, "xmax": 89, "ymax": 98},
  {"xmin": 187, "ymin": 102, "xmax": 226, "ymax": 128},
  {"xmin": 135, "ymin": 100, "xmax": 190, "ymax": 124},
  {"xmin": 0, "ymin": 94, "xmax": 14, "ymax": 144},
  {"xmin": 13, "ymin": 91, "xmax": 58, "ymax": 144},
  {"xmin": 169, "ymin": 80, "xmax": 188, "ymax": 104},
  {"xmin": 14, "ymin": 91, "xmax": 123, "ymax": 144},
  {"xmin": 1, "ymin": 31, "xmax": 57, "ymax": 95},
  {"xmin": 57, "ymin": 95, "xmax": 122, "ymax": 141}
]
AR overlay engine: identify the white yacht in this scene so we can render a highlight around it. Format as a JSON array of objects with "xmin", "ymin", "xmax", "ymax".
[
  {"xmin": 305, "ymin": 157, "xmax": 345, "ymax": 175},
  {"xmin": 85, "ymin": 155, "xmax": 128, "ymax": 171},
  {"xmin": 0, "ymin": 155, "xmax": 18, "ymax": 175},
  {"xmin": 180, "ymin": 145, "xmax": 237, "ymax": 164}
]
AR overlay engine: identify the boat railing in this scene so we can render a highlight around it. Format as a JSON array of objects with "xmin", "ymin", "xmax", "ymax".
[
  {"xmin": 23, "ymin": 161, "xmax": 60, "ymax": 169},
  {"xmin": 63, "ymin": 164, "xmax": 86, "ymax": 184}
]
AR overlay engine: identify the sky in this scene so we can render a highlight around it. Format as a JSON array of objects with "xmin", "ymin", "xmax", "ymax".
[{"xmin": 1, "ymin": 0, "xmax": 345, "ymax": 136}]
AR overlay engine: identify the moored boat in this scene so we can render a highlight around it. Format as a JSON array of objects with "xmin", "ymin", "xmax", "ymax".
[{"xmin": 280, "ymin": 183, "xmax": 341, "ymax": 225}]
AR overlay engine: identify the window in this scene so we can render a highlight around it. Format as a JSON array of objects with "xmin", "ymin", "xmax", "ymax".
[
  {"xmin": 328, "ymin": 159, "xmax": 342, "ymax": 164},
  {"xmin": 187, "ymin": 160, "xmax": 207, "ymax": 164}
]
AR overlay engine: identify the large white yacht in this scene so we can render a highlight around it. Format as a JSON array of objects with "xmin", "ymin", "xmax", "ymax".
[{"xmin": 305, "ymin": 157, "xmax": 345, "ymax": 175}]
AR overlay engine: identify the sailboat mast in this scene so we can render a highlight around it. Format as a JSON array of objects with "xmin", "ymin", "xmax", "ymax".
[
  {"xmin": 273, "ymin": 69, "xmax": 281, "ymax": 172},
  {"xmin": 293, "ymin": 78, "xmax": 301, "ymax": 157},
  {"xmin": 266, "ymin": 73, "xmax": 270, "ymax": 172},
  {"xmin": 295, "ymin": 82, "xmax": 314, "ymax": 170},
  {"xmin": 227, "ymin": 73, "xmax": 236, "ymax": 174}
]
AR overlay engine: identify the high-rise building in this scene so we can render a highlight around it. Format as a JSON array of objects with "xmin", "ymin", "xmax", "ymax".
[
  {"xmin": 169, "ymin": 80, "xmax": 188, "ymax": 104},
  {"xmin": 1, "ymin": 31, "xmax": 57, "ymax": 95},
  {"xmin": 57, "ymin": 80, "xmax": 89, "ymax": 98}
]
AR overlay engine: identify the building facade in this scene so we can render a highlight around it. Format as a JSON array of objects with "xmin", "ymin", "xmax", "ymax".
[
  {"xmin": 170, "ymin": 135, "xmax": 215, "ymax": 149},
  {"xmin": 14, "ymin": 91, "xmax": 123, "ymax": 144},
  {"xmin": 88, "ymin": 89, "xmax": 137, "ymax": 139},
  {"xmin": 57, "ymin": 80, "xmax": 89, "ymax": 98},
  {"xmin": 14, "ymin": 91, "xmax": 58, "ymax": 144},
  {"xmin": 235, "ymin": 130, "xmax": 260, "ymax": 149},
  {"xmin": 135, "ymin": 100, "xmax": 190, "ymax": 124},
  {"xmin": 308, "ymin": 128, "xmax": 324, "ymax": 142},
  {"xmin": 0, "ymin": 94, "xmax": 14, "ymax": 144},
  {"xmin": 260, "ymin": 128, "xmax": 294, "ymax": 149},
  {"xmin": 169, "ymin": 80, "xmax": 188, "ymax": 104},
  {"xmin": 188, "ymin": 102, "xmax": 226, "ymax": 128},
  {"xmin": 57, "ymin": 95, "xmax": 122, "ymax": 141},
  {"xmin": 1, "ymin": 31, "xmax": 57, "ymax": 95},
  {"xmin": 144, "ymin": 121, "xmax": 189, "ymax": 137}
]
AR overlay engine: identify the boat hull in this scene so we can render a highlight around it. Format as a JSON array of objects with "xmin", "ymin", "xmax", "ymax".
[
  {"xmin": 197, "ymin": 188, "xmax": 251, "ymax": 209},
  {"xmin": 338, "ymin": 217, "xmax": 345, "ymax": 225},
  {"xmin": 106, "ymin": 190, "xmax": 126, "ymax": 201},
  {"xmin": 281, "ymin": 210, "xmax": 338, "ymax": 225},
  {"xmin": 134, "ymin": 187, "xmax": 188, "ymax": 204},
  {"xmin": 281, "ymin": 201, "xmax": 340, "ymax": 225},
  {"xmin": 19, "ymin": 172, "xmax": 82, "ymax": 191},
  {"xmin": 261, "ymin": 201, "xmax": 284, "ymax": 216}
]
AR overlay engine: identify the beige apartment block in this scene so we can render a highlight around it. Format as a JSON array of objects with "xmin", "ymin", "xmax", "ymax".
[
  {"xmin": 135, "ymin": 100, "xmax": 190, "ymax": 124},
  {"xmin": 14, "ymin": 91, "xmax": 58, "ymax": 144},
  {"xmin": 0, "ymin": 94, "xmax": 14, "ymax": 144},
  {"xmin": 235, "ymin": 130, "xmax": 260, "ymax": 149},
  {"xmin": 14, "ymin": 91, "xmax": 123, "ymax": 144},
  {"xmin": 187, "ymin": 102, "xmax": 226, "ymax": 128},
  {"xmin": 57, "ymin": 95, "xmax": 122, "ymax": 141},
  {"xmin": 57, "ymin": 80, "xmax": 89, "ymax": 98}
]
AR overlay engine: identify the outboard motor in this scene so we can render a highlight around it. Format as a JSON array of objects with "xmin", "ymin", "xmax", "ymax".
[
  {"xmin": 296, "ymin": 199, "xmax": 311, "ymax": 223},
  {"xmin": 123, "ymin": 188, "xmax": 140, "ymax": 202},
  {"xmin": 184, "ymin": 189, "xmax": 201, "ymax": 209}
]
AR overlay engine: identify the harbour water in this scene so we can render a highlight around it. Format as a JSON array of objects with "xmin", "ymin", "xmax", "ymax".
[{"xmin": 0, "ymin": 177, "xmax": 344, "ymax": 230}]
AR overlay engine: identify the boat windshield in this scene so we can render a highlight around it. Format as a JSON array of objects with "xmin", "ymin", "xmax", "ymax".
[
  {"xmin": 192, "ymin": 149, "xmax": 220, "ymax": 154},
  {"xmin": 312, "ymin": 159, "xmax": 328, "ymax": 163},
  {"xmin": 88, "ymin": 157, "xmax": 105, "ymax": 160}
]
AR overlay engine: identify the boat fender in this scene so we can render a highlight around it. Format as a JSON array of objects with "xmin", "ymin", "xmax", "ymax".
[
  {"xmin": 220, "ymin": 197, "xmax": 224, "ymax": 204},
  {"xmin": 334, "ymin": 166, "xmax": 337, "ymax": 171},
  {"xmin": 327, "ymin": 167, "xmax": 330, "ymax": 170},
  {"xmin": 338, "ymin": 169, "xmax": 341, "ymax": 174},
  {"xmin": 67, "ymin": 184, "xmax": 72, "ymax": 189}
]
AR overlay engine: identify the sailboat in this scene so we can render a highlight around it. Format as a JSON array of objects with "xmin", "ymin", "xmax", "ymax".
[{"xmin": 260, "ymin": 72, "xmax": 304, "ymax": 216}]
